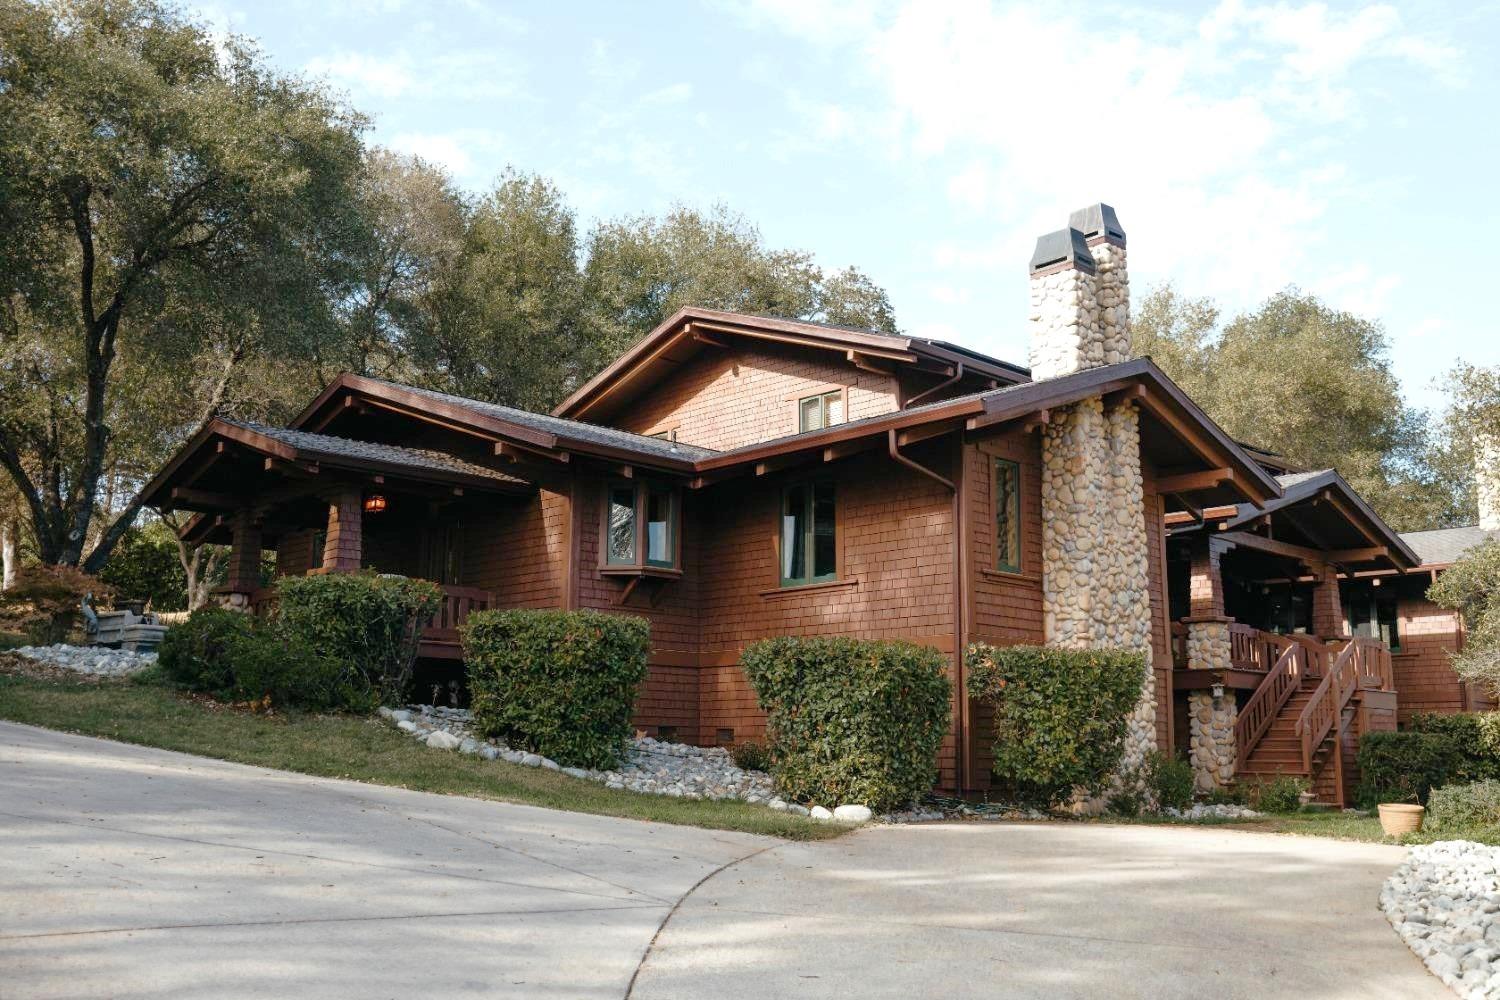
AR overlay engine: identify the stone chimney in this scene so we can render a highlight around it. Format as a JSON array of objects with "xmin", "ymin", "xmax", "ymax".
[
  {"xmin": 1480, "ymin": 434, "xmax": 1500, "ymax": 531},
  {"xmin": 1027, "ymin": 204, "xmax": 1127, "ymax": 380}
]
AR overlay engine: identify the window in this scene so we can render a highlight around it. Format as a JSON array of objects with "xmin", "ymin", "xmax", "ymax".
[
  {"xmin": 1346, "ymin": 584, "xmax": 1401, "ymax": 652},
  {"xmin": 994, "ymin": 458, "xmax": 1021, "ymax": 573},
  {"xmin": 798, "ymin": 390, "xmax": 845, "ymax": 432},
  {"xmin": 604, "ymin": 480, "xmax": 679, "ymax": 570},
  {"xmin": 781, "ymin": 482, "xmax": 837, "ymax": 586}
]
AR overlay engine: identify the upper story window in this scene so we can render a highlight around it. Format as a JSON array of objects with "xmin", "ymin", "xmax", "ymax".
[
  {"xmin": 1345, "ymin": 583, "xmax": 1401, "ymax": 652},
  {"xmin": 798, "ymin": 390, "xmax": 845, "ymax": 433},
  {"xmin": 606, "ymin": 480, "xmax": 678, "ymax": 570},
  {"xmin": 994, "ymin": 458, "xmax": 1021, "ymax": 574},
  {"xmin": 781, "ymin": 482, "xmax": 837, "ymax": 586}
]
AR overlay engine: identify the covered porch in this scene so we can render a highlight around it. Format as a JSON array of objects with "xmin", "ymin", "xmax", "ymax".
[
  {"xmin": 1164, "ymin": 469, "xmax": 1417, "ymax": 804},
  {"xmin": 141, "ymin": 418, "xmax": 534, "ymax": 660}
]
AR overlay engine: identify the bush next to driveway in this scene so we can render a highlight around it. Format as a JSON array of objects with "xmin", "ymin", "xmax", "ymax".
[
  {"xmin": 742, "ymin": 636, "xmax": 950, "ymax": 812},
  {"xmin": 462, "ymin": 608, "xmax": 650, "ymax": 770},
  {"xmin": 966, "ymin": 643, "xmax": 1145, "ymax": 808}
]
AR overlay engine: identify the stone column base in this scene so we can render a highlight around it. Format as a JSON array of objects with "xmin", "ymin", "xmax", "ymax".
[
  {"xmin": 1188, "ymin": 690, "xmax": 1237, "ymax": 791},
  {"xmin": 213, "ymin": 590, "xmax": 254, "ymax": 612}
]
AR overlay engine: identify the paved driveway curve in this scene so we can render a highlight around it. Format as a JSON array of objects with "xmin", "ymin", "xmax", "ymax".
[{"xmin": 1, "ymin": 722, "xmax": 1444, "ymax": 999}]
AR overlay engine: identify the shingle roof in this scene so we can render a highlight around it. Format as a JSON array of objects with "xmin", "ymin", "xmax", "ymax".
[
  {"xmin": 359, "ymin": 378, "xmax": 719, "ymax": 461},
  {"xmin": 1275, "ymin": 469, "xmax": 1331, "ymax": 489},
  {"xmin": 1399, "ymin": 525, "xmax": 1498, "ymax": 567},
  {"xmin": 223, "ymin": 419, "xmax": 527, "ymax": 485}
]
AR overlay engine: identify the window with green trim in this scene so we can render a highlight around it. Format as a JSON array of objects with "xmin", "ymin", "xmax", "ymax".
[
  {"xmin": 781, "ymin": 482, "xmax": 836, "ymax": 586},
  {"xmin": 605, "ymin": 480, "xmax": 678, "ymax": 569},
  {"xmin": 994, "ymin": 458, "xmax": 1021, "ymax": 573},
  {"xmin": 798, "ymin": 391, "xmax": 844, "ymax": 432}
]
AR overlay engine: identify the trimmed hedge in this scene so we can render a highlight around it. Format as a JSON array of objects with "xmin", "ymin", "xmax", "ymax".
[
  {"xmin": 276, "ymin": 572, "xmax": 443, "ymax": 704},
  {"xmin": 1427, "ymin": 780, "xmax": 1500, "ymax": 833},
  {"xmin": 966, "ymin": 643, "xmax": 1146, "ymax": 808},
  {"xmin": 1355, "ymin": 731, "xmax": 1466, "ymax": 806},
  {"xmin": 1409, "ymin": 712, "xmax": 1500, "ymax": 782},
  {"xmin": 158, "ymin": 607, "xmax": 358, "ymax": 710},
  {"xmin": 462, "ymin": 609, "xmax": 650, "ymax": 769},
  {"xmin": 742, "ymin": 637, "xmax": 951, "ymax": 812}
]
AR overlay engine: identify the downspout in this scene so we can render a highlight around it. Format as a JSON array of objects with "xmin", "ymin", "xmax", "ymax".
[
  {"xmin": 905, "ymin": 362, "xmax": 965, "ymax": 409},
  {"xmin": 887, "ymin": 429, "xmax": 966, "ymax": 792}
]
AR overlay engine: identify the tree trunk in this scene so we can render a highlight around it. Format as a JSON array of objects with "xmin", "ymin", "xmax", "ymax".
[{"xmin": 2, "ymin": 518, "xmax": 17, "ymax": 590}]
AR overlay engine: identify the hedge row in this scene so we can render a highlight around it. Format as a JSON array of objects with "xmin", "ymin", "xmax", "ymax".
[
  {"xmin": 743, "ymin": 636, "xmax": 951, "ymax": 812},
  {"xmin": 1356, "ymin": 712, "xmax": 1500, "ymax": 806}
]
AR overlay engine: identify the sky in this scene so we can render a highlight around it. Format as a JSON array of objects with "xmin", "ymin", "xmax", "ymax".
[{"xmin": 191, "ymin": 0, "xmax": 1500, "ymax": 413}]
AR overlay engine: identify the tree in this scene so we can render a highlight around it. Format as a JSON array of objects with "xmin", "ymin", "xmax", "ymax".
[
  {"xmin": 1133, "ymin": 286, "xmax": 1457, "ymax": 531},
  {"xmin": 584, "ymin": 203, "xmax": 899, "ymax": 362},
  {"xmin": 1428, "ymin": 538, "xmax": 1500, "ymax": 699},
  {"xmin": 0, "ymin": 0, "xmax": 367, "ymax": 571}
]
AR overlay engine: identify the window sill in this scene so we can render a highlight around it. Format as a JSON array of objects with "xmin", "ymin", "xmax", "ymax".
[
  {"xmin": 978, "ymin": 568, "xmax": 1041, "ymax": 584},
  {"xmin": 760, "ymin": 577, "xmax": 859, "ymax": 599},
  {"xmin": 600, "ymin": 565, "xmax": 683, "ymax": 579}
]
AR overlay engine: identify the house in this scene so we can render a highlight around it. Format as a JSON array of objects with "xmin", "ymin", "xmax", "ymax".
[{"xmin": 141, "ymin": 203, "xmax": 1480, "ymax": 805}]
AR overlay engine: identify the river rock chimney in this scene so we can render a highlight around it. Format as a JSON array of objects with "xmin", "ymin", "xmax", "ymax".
[{"xmin": 1027, "ymin": 204, "xmax": 1127, "ymax": 380}]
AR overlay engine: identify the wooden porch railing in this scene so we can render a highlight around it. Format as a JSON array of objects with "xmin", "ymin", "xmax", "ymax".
[
  {"xmin": 1235, "ymin": 635, "xmax": 1302, "ymax": 772},
  {"xmin": 423, "ymin": 584, "xmax": 493, "ymax": 644},
  {"xmin": 1229, "ymin": 624, "xmax": 1283, "ymax": 672}
]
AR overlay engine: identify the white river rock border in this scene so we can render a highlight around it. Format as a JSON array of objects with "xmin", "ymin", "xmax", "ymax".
[{"xmin": 1381, "ymin": 841, "xmax": 1500, "ymax": 998}]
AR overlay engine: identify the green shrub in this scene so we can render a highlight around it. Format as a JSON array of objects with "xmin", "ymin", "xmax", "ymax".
[
  {"xmin": 1356, "ymin": 730, "xmax": 1468, "ymax": 806},
  {"xmin": 1205, "ymin": 785, "xmax": 1248, "ymax": 807},
  {"xmin": 1427, "ymin": 780, "xmax": 1500, "ymax": 833},
  {"xmin": 1107, "ymin": 788, "xmax": 1145, "ymax": 817},
  {"xmin": 463, "ymin": 609, "xmax": 650, "ymax": 769},
  {"xmin": 1244, "ymin": 774, "xmax": 1307, "ymax": 813},
  {"xmin": 742, "ymin": 637, "xmax": 951, "ymax": 812},
  {"xmin": 965, "ymin": 643, "xmax": 1146, "ymax": 809},
  {"xmin": 220, "ymin": 628, "xmax": 360, "ymax": 711},
  {"xmin": 1145, "ymin": 750, "xmax": 1196, "ymax": 811},
  {"xmin": 98, "ymin": 522, "xmax": 189, "ymax": 612},
  {"xmin": 1410, "ymin": 712, "xmax": 1500, "ymax": 782},
  {"xmin": 731, "ymin": 741, "xmax": 769, "ymax": 772},
  {"xmin": 159, "ymin": 607, "xmax": 256, "ymax": 695},
  {"xmin": 276, "ymin": 572, "xmax": 443, "ymax": 704}
]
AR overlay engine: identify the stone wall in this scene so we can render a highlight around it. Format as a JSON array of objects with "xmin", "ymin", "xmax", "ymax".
[
  {"xmin": 1185, "ymin": 619, "xmax": 1236, "ymax": 790},
  {"xmin": 1028, "ymin": 263, "xmax": 1101, "ymax": 381}
]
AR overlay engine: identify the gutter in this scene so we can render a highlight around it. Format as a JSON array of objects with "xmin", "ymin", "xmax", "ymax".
[{"xmin": 905, "ymin": 362, "xmax": 965, "ymax": 409}]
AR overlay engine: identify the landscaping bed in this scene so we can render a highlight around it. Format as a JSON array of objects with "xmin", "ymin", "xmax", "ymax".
[{"xmin": 1382, "ymin": 841, "xmax": 1500, "ymax": 999}]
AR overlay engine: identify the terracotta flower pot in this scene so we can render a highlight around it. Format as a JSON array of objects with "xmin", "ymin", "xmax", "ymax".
[{"xmin": 1378, "ymin": 803, "xmax": 1425, "ymax": 836}]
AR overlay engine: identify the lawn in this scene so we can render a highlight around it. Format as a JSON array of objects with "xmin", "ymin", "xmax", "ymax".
[
  {"xmin": 1107, "ymin": 802, "xmax": 1500, "ymax": 846},
  {"xmin": 0, "ymin": 664, "xmax": 845, "ymax": 842}
]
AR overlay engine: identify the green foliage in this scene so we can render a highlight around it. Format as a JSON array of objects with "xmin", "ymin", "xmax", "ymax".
[
  {"xmin": 1429, "ymin": 540, "xmax": 1500, "ymax": 700},
  {"xmin": 965, "ymin": 643, "xmax": 1146, "ymax": 808},
  {"xmin": 1133, "ymin": 285, "xmax": 1455, "ymax": 531},
  {"xmin": 1145, "ymin": 750, "xmax": 1196, "ymax": 811},
  {"xmin": 1106, "ymin": 788, "xmax": 1145, "ymax": 817},
  {"xmin": 1409, "ymin": 712, "xmax": 1500, "ymax": 782},
  {"xmin": 1204, "ymin": 785, "xmax": 1248, "ymax": 807},
  {"xmin": 742, "ymin": 637, "xmax": 951, "ymax": 812},
  {"xmin": 1427, "ymin": 780, "xmax": 1500, "ymax": 833},
  {"xmin": 98, "ymin": 521, "xmax": 188, "ymax": 611},
  {"xmin": 462, "ymin": 609, "xmax": 650, "ymax": 770},
  {"xmin": 1244, "ymin": 774, "xmax": 1308, "ymax": 814},
  {"xmin": 730, "ymin": 741, "xmax": 770, "ymax": 773},
  {"xmin": 159, "ymin": 606, "xmax": 370, "ymax": 710},
  {"xmin": 1356, "ymin": 731, "xmax": 1469, "ymax": 806},
  {"xmin": 276, "ymin": 572, "xmax": 443, "ymax": 705}
]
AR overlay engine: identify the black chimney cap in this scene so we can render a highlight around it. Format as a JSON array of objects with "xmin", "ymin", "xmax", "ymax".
[
  {"xmin": 1029, "ymin": 228, "xmax": 1096, "ymax": 274},
  {"xmin": 1068, "ymin": 203, "xmax": 1125, "ymax": 244}
]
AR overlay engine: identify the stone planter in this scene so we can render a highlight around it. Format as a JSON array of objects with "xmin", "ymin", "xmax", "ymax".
[{"xmin": 1377, "ymin": 803, "xmax": 1424, "ymax": 837}]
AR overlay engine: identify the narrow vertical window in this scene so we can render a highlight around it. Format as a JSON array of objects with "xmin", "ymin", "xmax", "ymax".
[
  {"xmin": 607, "ymin": 484, "xmax": 637, "ymax": 565},
  {"xmin": 645, "ymin": 485, "xmax": 674, "ymax": 567},
  {"xmin": 994, "ymin": 458, "xmax": 1021, "ymax": 573},
  {"xmin": 781, "ymin": 482, "xmax": 837, "ymax": 586}
]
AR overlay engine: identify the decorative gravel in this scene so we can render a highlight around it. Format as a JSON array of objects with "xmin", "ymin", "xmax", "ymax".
[
  {"xmin": 379, "ymin": 705, "xmax": 778, "ymax": 805},
  {"xmin": 1381, "ymin": 841, "xmax": 1500, "ymax": 998},
  {"xmin": 8, "ymin": 643, "xmax": 157, "ymax": 677},
  {"xmin": 1163, "ymin": 803, "xmax": 1263, "ymax": 820}
]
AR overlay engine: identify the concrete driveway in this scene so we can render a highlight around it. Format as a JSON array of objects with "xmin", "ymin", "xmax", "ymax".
[{"xmin": 1, "ymin": 723, "xmax": 1443, "ymax": 999}]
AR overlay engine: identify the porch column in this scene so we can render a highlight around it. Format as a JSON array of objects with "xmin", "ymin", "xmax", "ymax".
[
  {"xmin": 1184, "ymin": 538, "xmax": 1236, "ymax": 791},
  {"xmin": 1310, "ymin": 562, "xmax": 1346, "ymax": 640},
  {"xmin": 322, "ymin": 488, "xmax": 363, "ymax": 572},
  {"xmin": 217, "ymin": 511, "xmax": 262, "ymax": 611}
]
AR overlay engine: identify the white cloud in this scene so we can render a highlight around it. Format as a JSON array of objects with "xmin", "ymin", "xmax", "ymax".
[
  {"xmin": 307, "ymin": 48, "xmax": 522, "ymax": 103},
  {"xmin": 386, "ymin": 129, "xmax": 508, "ymax": 183},
  {"xmin": 307, "ymin": 51, "xmax": 416, "ymax": 99}
]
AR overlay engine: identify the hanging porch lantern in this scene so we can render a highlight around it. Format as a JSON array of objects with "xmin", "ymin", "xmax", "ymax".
[{"xmin": 363, "ymin": 494, "xmax": 388, "ymax": 514}]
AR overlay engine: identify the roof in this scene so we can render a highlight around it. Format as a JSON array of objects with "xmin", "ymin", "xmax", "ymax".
[
  {"xmin": 1400, "ymin": 525, "xmax": 1498, "ymax": 567},
  {"xmin": 220, "ymin": 419, "xmax": 527, "ymax": 485},
  {"xmin": 551, "ymin": 306, "xmax": 1029, "ymax": 421},
  {"xmin": 355, "ymin": 378, "xmax": 718, "ymax": 461}
]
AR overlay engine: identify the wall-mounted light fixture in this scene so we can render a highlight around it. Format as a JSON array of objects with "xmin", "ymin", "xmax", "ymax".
[
  {"xmin": 363, "ymin": 494, "xmax": 388, "ymax": 514},
  {"xmin": 1211, "ymin": 681, "xmax": 1226, "ymax": 703}
]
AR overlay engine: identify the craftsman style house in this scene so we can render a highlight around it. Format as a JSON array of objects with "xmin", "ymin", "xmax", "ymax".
[{"xmin": 140, "ymin": 204, "xmax": 1486, "ymax": 805}]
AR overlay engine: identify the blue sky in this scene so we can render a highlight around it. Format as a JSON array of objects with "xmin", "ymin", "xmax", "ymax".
[{"xmin": 194, "ymin": 0, "xmax": 1499, "ymax": 413}]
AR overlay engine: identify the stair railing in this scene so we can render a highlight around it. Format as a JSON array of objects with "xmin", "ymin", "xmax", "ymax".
[
  {"xmin": 1234, "ymin": 637, "xmax": 1304, "ymax": 772},
  {"xmin": 1295, "ymin": 640, "xmax": 1360, "ymax": 773}
]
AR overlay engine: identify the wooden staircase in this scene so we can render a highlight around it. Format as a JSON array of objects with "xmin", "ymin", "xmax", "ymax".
[{"xmin": 1232, "ymin": 636, "xmax": 1394, "ymax": 807}]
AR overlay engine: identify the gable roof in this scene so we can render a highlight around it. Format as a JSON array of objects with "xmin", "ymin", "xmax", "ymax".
[
  {"xmin": 1400, "ymin": 525, "xmax": 1498, "ymax": 567},
  {"xmin": 550, "ymin": 306, "xmax": 1030, "ymax": 421},
  {"xmin": 222, "ymin": 419, "xmax": 527, "ymax": 485}
]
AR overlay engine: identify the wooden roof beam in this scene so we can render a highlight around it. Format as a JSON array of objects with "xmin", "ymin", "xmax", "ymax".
[
  {"xmin": 168, "ymin": 486, "xmax": 238, "ymax": 510},
  {"xmin": 494, "ymin": 440, "xmax": 570, "ymax": 465},
  {"xmin": 1155, "ymin": 467, "xmax": 1234, "ymax": 495}
]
